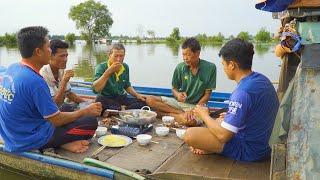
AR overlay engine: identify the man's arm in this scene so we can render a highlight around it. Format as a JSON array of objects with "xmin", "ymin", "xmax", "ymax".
[
  {"xmin": 92, "ymin": 70, "xmax": 112, "ymax": 93},
  {"xmin": 202, "ymin": 114, "xmax": 234, "ymax": 143},
  {"xmin": 53, "ymin": 70, "xmax": 74, "ymax": 106},
  {"xmin": 47, "ymin": 102, "xmax": 102, "ymax": 127},
  {"xmin": 172, "ymin": 88, "xmax": 186, "ymax": 102},
  {"xmin": 92, "ymin": 62, "xmax": 122, "ymax": 93},
  {"xmin": 125, "ymin": 86, "xmax": 146, "ymax": 101},
  {"xmin": 193, "ymin": 105, "xmax": 234, "ymax": 143},
  {"xmin": 66, "ymin": 92, "xmax": 85, "ymax": 103},
  {"xmin": 53, "ymin": 81, "xmax": 68, "ymax": 106},
  {"xmin": 197, "ymin": 89, "xmax": 212, "ymax": 105}
]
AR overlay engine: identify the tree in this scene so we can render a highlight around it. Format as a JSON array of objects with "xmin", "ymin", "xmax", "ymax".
[
  {"xmin": 50, "ymin": 35, "xmax": 65, "ymax": 40},
  {"xmin": 0, "ymin": 36, "xmax": 4, "ymax": 46},
  {"xmin": 147, "ymin": 30, "xmax": 155, "ymax": 40},
  {"xmin": 214, "ymin": 32, "xmax": 225, "ymax": 43},
  {"xmin": 170, "ymin": 27, "xmax": 181, "ymax": 41},
  {"xmin": 2, "ymin": 33, "xmax": 17, "ymax": 47},
  {"xmin": 237, "ymin": 31, "xmax": 250, "ymax": 41},
  {"xmin": 69, "ymin": 0, "xmax": 113, "ymax": 45},
  {"xmin": 196, "ymin": 33, "xmax": 207, "ymax": 43},
  {"xmin": 228, "ymin": 35, "xmax": 235, "ymax": 40},
  {"xmin": 255, "ymin": 28, "xmax": 272, "ymax": 43},
  {"xmin": 136, "ymin": 24, "xmax": 144, "ymax": 39},
  {"xmin": 166, "ymin": 27, "xmax": 181, "ymax": 44},
  {"xmin": 65, "ymin": 33, "xmax": 76, "ymax": 46}
]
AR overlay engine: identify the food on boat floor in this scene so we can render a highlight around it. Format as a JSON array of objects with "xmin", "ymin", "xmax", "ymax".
[
  {"xmin": 101, "ymin": 135, "xmax": 128, "ymax": 147},
  {"xmin": 165, "ymin": 122, "xmax": 185, "ymax": 128},
  {"xmin": 99, "ymin": 117, "xmax": 118, "ymax": 127}
]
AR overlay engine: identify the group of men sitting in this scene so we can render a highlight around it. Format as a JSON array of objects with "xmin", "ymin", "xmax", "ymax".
[{"xmin": 0, "ymin": 26, "xmax": 279, "ymax": 162}]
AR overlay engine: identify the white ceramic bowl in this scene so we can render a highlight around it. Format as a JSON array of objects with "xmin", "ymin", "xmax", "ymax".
[
  {"xmin": 96, "ymin": 126, "xmax": 108, "ymax": 137},
  {"xmin": 136, "ymin": 134, "xmax": 152, "ymax": 146},
  {"xmin": 162, "ymin": 116, "xmax": 174, "ymax": 125},
  {"xmin": 155, "ymin": 127, "xmax": 169, "ymax": 137},
  {"xmin": 176, "ymin": 129, "xmax": 186, "ymax": 139}
]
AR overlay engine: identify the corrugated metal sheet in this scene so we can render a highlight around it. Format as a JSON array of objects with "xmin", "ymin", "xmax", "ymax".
[{"xmin": 287, "ymin": 60, "xmax": 320, "ymax": 179}]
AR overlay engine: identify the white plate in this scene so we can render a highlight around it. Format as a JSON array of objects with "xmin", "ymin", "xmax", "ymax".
[{"xmin": 97, "ymin": 134, "xmax": 132, "ymax": 147}]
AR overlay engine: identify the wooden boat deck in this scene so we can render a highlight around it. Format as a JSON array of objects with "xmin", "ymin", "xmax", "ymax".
[{"xmin": 51, "ymin": 118, "xmax": 270, "ymax": 179}]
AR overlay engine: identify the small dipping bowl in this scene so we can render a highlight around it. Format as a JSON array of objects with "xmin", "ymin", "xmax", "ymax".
[
  {"xmin": 96, "ymin": 126, "xmax": 108, "ymax": 137},
  {"xmin": 136, "ymin": 134, "xmax": 152, "ymax": 146},
  {"xmin": 155, "ymin": 126, "xmax": 169, "ymax": 137},
  {"xmin": 162, "ymin": 116, "xmax": 174, "ymax": 126},
  {"xmin": 176, "ymin": 129, "xmax": 186, "ymax": 139}
]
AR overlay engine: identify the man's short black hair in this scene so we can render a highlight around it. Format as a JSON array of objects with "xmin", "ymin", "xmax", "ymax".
[
  {"xmin": 50, "ymin": 39, "xmax": 69, "ymax": 55},
  {"xmin": 17, "ymin": 26, "xmax": 49, "ymax": 58},
  {"xmin": 218, "ymin": 38, "xmax": 254, "ymax": 70},
  {"xmin": 182, "ymin": 37, "xmax": 201, "ymax": 52}
]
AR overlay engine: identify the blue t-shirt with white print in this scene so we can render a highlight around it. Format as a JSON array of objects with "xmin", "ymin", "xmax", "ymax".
[
  {"xmin": 221, "ymin": 72, "xmax": 279, "ymax": 161},
  {"xmin": 0, "ymin": 63, "xmax": 59, "ymax": 152}
]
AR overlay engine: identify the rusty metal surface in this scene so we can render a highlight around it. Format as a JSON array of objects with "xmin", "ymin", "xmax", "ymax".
[
  {"xmin": 272, "ymin": 8, "xmax": 320, "ymax": 19},
  {"xmin": 287, "ymin": 65, "xmax": 320, "ymax": 179}
]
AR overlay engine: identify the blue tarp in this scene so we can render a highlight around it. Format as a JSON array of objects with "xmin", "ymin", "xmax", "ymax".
[{"xmin": 255, "ymin": 0, "xmax": 294, "ymax": 12}]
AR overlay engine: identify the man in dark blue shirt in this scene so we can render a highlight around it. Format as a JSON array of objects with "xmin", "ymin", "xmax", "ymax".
[{"xmin": 184, "ymin": 38, "xmax": 279, "ymax": 161}]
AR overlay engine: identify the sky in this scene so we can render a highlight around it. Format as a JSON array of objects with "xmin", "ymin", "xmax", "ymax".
[{"xmin": 0, "ymin": 0, "xmax": 280, "ymax": 37}]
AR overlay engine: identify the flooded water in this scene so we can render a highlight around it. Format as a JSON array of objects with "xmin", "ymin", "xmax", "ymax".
[{"xmin": 0, "ymin": 41, "xmax": 280, "ymax": 93}]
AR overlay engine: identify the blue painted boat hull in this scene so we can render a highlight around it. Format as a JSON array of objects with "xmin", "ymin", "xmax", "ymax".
[{"xmin": 70, "ymin": 82, "xmax": 231, "ymax": 108}]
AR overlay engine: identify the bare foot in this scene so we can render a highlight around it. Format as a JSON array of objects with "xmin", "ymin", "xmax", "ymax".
[
  {"xmin": 61, "ymin": 140, "xmax": 90, "ymax": 153},
  {"xmin": 190, "ymin": 146, "xmax": 212, "ymax": 155}
]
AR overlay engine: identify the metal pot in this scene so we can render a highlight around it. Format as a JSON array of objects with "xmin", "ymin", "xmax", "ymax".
[{"xmin": 118, "ymin": 106, "xmax": 157, "ymax": 125}]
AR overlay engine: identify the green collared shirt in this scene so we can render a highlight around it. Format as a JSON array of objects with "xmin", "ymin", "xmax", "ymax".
[
  {"xmin": 93, "ymin": 60, "xmax": 131, "ymax": 96},
  {"xmin": 172, "ymin": 59, "xmax": 216, "ymax": 104}
]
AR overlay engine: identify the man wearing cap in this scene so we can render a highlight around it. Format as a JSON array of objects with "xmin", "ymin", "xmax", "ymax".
[
  {"xmin": 146, "ymin": 38, "xmax": 217, "ymax": 126},
  {"xmin": 92, "ymin": 43, "xmax": 147, "ymax": 114}
]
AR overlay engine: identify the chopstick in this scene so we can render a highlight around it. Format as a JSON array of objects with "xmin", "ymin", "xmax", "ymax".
[
  {"xmin": 105, "ymin": 109, "xmax": 120, "ymax": 113},
  {"xmin": 151, "ymin": 140, "xmax": 159, "ymax": 144},
  {"xmin": 91, "ymin": 145, "xmax": 107, "ymax": 157}
]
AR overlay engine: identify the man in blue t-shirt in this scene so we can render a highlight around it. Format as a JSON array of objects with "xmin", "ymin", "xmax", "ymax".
[
  {"xmin": 0, "ymin": 26, "xmax": 102, "ymax": 153},
  {"xmin": 184, "ymin": 38, "xmax": 279, "ymax": 161}
]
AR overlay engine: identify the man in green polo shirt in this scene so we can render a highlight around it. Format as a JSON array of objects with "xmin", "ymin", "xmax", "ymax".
[
  {"xmin": 146, "ymin": 38, "xmax": 216, "ymax": 126},
  {"xmin": 92, "ymin": 43, "xmax": 146, "ymax": 114}
]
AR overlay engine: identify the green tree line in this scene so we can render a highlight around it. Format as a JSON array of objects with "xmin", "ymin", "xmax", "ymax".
[
  {"xmin": 0, "ymin": 27, "xmax": 275, "ymax": 48},
  {"xmin": 0, "ymin": 33, "xmax": 17, "ymax": 47}
]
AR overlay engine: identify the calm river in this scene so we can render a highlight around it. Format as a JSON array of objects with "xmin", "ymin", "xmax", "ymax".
[{"xmin": 0, "ymin": 41, "xmax": 280, "ymax": 93}]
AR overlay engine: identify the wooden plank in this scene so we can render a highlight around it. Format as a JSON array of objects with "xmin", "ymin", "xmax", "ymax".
[
  {"xmin": 153, "ymin": 144, "xmax": 270, "ymax": 180},
  {"xmin": 55, "ymin": 135, "xmax": 124, "ymax": 163},
  {"xmin": 152, "ymin": 144, "xmax": 234, "ymax": 179},
  {"xmin": 227, "ymin": 159, "xmax": 270, "ymax": 180},
  {"xmin": 105, "ymin": 131, "xmax": 184, "ymax": 173}
]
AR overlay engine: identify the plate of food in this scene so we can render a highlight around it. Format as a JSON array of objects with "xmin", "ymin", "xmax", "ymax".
[{"xmin": 97, "ymin": 134, "xmax": 132, "ymax": 147}]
